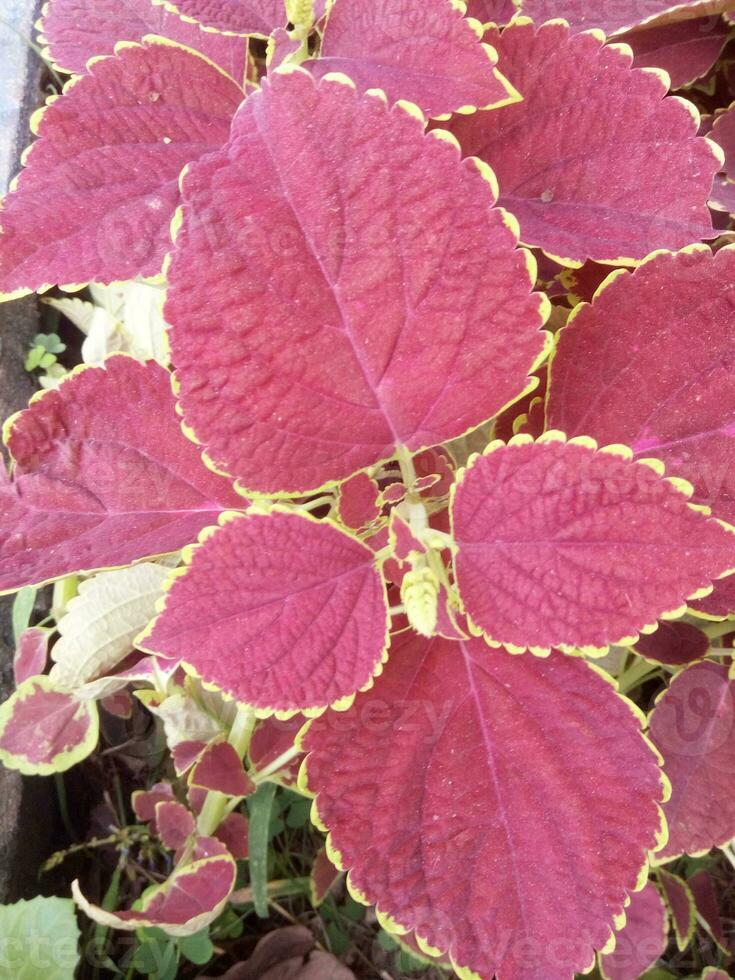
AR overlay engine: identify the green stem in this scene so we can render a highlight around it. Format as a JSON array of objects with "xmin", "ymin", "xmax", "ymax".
[
  {"xmin": 197, "ymin": 707, "xmax": 256, "ymax": 837},
  {"xmin": 51, "ymin": 574, "xmax": 78, "ymax": 622},
  {"xmin": 251, "ymin": 743, "xmax": 302, "ymax": 783},
  {"xmin": 294, "ymin": 494, "xmax": 334, "ymax": 513},
  {"xmin": 702, "ymin": 619, "xmax": 735, "ymax": 640},
  {"xmin": 618, "ymin": 656, "xmax": 660, "ymax": 695}
]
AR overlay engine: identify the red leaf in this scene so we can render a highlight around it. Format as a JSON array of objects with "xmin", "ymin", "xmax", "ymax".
[
  {"xmin": 215, "ymin": 811, "xmax": 249, "ymax": 859},
  {"xmin": 73, "ymin": 835, "xmax": 236, "ymax": 934},
  {"xmin": 101, "ymin": 690, "xmax": 133, "ymax": 718},
  {"xmin": 190, "ymin": 741, "xmax": 255, "ymax": 797},
  {"xmin": 517, "ymin": 0, "xmax": 732, "ymax": 35},
  {"xmin": 132, "ymin": 782, "xmax": 175, "ymax": 826},
  {"xmin": 599, "ymin": 881, "xmax": 668, "ymax": 980},
  {"xmin": 310, "ymin": 847, "xmax": 340, "ymax": 906},
  {"xmin": 0, "ymin": 41, "xmax": 243, "ymax": 299},
  {"xmin": 688, "ymin": 870, "xmax": 732, "ymax": 952},
  {"xmin": 0, "ymin": 675, "xmax": 98, "ymax": 775},
  {"xmin": 13, "ymin": 627, "xmax": 49, "ymax": 685},
  {"xmin": 0, "ymin": 356, "xmax": 242, "ymax": 591},
  {"xmin": 158, "ymin": 0, "xmax": 285, "ymax": 35},
  {"xmin": 547, "ymin": 248, "xmax": 735, "ymax": 526},
  {"xmin": 388, "ymin": 512, "xmax": 426, "ymax": 562},
  {"xmin": 307, "ymin": 0, "xmax": 516, "ymax": 117},
  {"xmin": 451, "ymin": 435, "xmax": 735, "ymax": 653},
  {"xmin": 165, "ymin": 67, "xmax": 547, "ymax": 494},
  {"xmin": 156, "ymin": 799, "xmax": 196, "ymax": 850},
  {"xmin": 39, "ymin": 0, "xmax": 249, "ymax": 80},
  {"xmin": 649, "ymin": 662, "xmax": 735, "ymax": 859},
  {"xmin": 141, "ymin": 510, "xmax": 390, "ymax": 713},
  {"xmin": 633, "ymin": 621, "xmax": 709, "ymax": 666},
  {"xmin": 619, "ymin": 17, "xmax": 728, "ymax": 89},
  {"xmin": 691, "ymin": 574, "xmax": 735, "ymax": 618},
  {"xmin": 301, "ymin": 632, "xmax": 666, "ymax": 980},
  {"xmin": 658, "ymin": 868, "xmax": 696, "ymax": 951},
  {"xmin": 249, "ymin": 716, "xmax": 302, "ymax": 786},
  {"xmin": 172, "ymin": 739, "xmax": 208, "ymax": 776},
  {"xmin": 337, "ymin": 473, "xmax": 381, "ymax": 531},
  {"xmin": 465, "ymin": 0, "xmax": 516, "ymax": 23},
  {"xmin": 445, "ymin": 22, "xmax": 719, "ymax": 264}
]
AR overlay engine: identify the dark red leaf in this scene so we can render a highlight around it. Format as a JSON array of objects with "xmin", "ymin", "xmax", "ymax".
[
  {"xmin": 598, "ymin": 881, "xmax": 668, "ymax": 980},
  {"xmin": 0, "ymin": 357, "xmax": 243, "ymax": 591},
  {"xmin": 633, "ymin": 621, "xmax": 709, "ymax": 665},
  {"xmin": 619, "ymin": 17, "xmax": 728, "ymax": 89},
  {"xmin": 658, "ymin": 868, "xmax": 696, "ymax": 951},
  {"xmin": 649, "ymin": 662, "xmax": 735, "ymax": 859},
  {"xmin": 141, "ymin": 510, "xmax": 389, "ymax": 713},
  {"xmin": 451, "ymin": 435, "xmax": 735, "ymax": 653},
  {"xmin": 165, "ymin": 67, "xmax": 547, "ymax": 494},
  {"xmin": 190, "ymin": 741, "xmax": 255, "ymax": 797},
  {"xmin": 39, "ymin": 0, "xmax": 249, "ymax": 80},
  {"xmin": 156, "ymin": 800, "xmax": 196, "ymax": 850},
  {"xmin": 301, "ymin": 632, "xmax": 666, "ymax": 979},
  {"xmin": 0, "ymin": 41, "xmax": 243, "ymax": 298},
  {"xmin": 517, "ymin": 0, "xmax": 732, "ymax": 35},
  {"xmin": 215, "ymin": 811, "xmax": 249, "ymax": 859},
  {"xmin": 445, "ymin": 22, "xmax": 720, "ymax": 264},
  {"xmin": 688, "ymin": 870, "xmax": 732, "ymax": 952}
]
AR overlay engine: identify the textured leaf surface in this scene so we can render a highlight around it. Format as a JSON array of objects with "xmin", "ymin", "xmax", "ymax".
[
  {"xmin": 40, "ymin": 0, "xmax": 248, "ymax": 79},
  {"xmin": 658, "ymin": 868, "xmax": 696, "ymax": 951},
  {"xmin": 0, "ymin": 897, "xmax": 80, "ymax": 980},
  {"xmin": 688, "ymin": 870, "xmax": 731, "ymax": 952},
  {"xmin": 13, "ymin": 627, "xmax": 49, "ymax": 685},
  {"xmin": 0, "ymin": 41, "xmax": 243, "ymax": 298},
  {"xmin": 73, "ymin": 837, "xmax": 236, "ymax": 935},
  {"xmin": 517, "ymin": 0, "xmax": 732, "ymax": 35},
  {"xmin": 0, "ymin": 357, "xmax": 242, "ymax": 592},
  {"xmin": 308, "ymin": 0, "xmax": 515, "ymax": 117},
  {"xmin": 547, "ymin": 248, "xmax": 735, "ymax": 525},
  {"xmin": 632, "ymin": 621, "xmax": 709, "ymax": 665},
  {"xmin": 690, "ymin": 574, "xmax": 735, "ymax": 617},
  {"xmin": 0, "ymin": 675, "xmax": 98, "ymax": 775},
  {"xmin": 649, "ymin": 662, "xmax": 735, "ymax": 858},
  {"xmin": 156, "ymin": 800, "xmax": 195, "ymax": 850},
  {"xmin": 451, "ymin": 437, "xmax": 735, "ymax": 652},
  {"xmin": 337, "ymin": 473, "xmax": 381, "ymax": 530},
  {"xmin": 166, "ymin": 67, "xmax": 547, "ymax": 494},
  {"xmin": 465, "ymin": 0, "xmax": 516, "ymax": 22},
  {"xmin": 48, "ymin": 563, "xmax": 170, "ymax": 691},
  {"xmin": 158, "ymin": 0, "xmax": 285, "ymax": 35},
  {"xmin": 445, "ymin": 22, "xmax": 719, "ymax": 264},
  {"xmin": 142, "ymin": 510, "xmax": 389, "ymax": 713},
  {"xmin": 190, "ymin": 741, "xmax": 255, "ymax": 796},
  {"xmin": 620, "ymin": 17, "xmax": 728, "ymax": 89},
  {"xmin": 302, "ymin": 632, "xmax": 666, "ymax": 980},
  {"xmin": 599, "ymin": 881, "xmax": 668, "ymax": 980}
]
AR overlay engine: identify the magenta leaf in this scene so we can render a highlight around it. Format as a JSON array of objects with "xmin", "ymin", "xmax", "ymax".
[
  {"xmin": 0, "ymin": 40, "xmax": 243, "ymax": 299},
  {"xmin": 633, "ymin": 621, "xmax": 709, "ymax": 666},
  {"xmin": 156, "ymin": 800, "xmax": 196, "ymax": 851},
  {"xmin": 249, "ymin": 716, "xmax": 303, "ymax": 786},
  {"xmin": 658, "ymin": 868, "xmax": 696, "ymax": 951},
  {"xmin": 156, "ymin": 0, "xmax": 285, "ymax": 35},
  {"xmin": 620, "ymin": 17, "xmax": 728, "ymax": 90},
  {"xmin": 337, "ymin": 473, "xmax": 381, "ymax": 531},
  {"xmin": 72, "ymin": 836, "xmax": 236, "ymax": 935},
  {"xmin": 688, "ymin": 870, "xmax": 732, "ymax": 952},
  {"xmin": 172, "ymin": 740, "xmax": 208, "ymax": 776},
  {"xmin": 141, "ymin": 510, "xmax": 390, "ymax": 713},
  {"xmin": 547, "ymin": 248, "xmax": 735, "ymax": 527},
  {"xmin": 0, "ymin": 356, "xmax": 243, "ymax": 592},
  {"xmin": 39, "ymin": 0, "xmax": 249, "ymax": 80},
  {"xmin": 133, "ymin": 782, "xmax": 175, "ymax": 827},
  {"xmin": 215, "ymin": 812, "xmax": 249, "ymax": 859},
  {"xmin": 649, "ymin": 662, "xmax": 735, "ymax": 859},
  {"xmin": 165, "ymin": 67, "xmax": 548, "ymax": 494},
  {"xmin": 307, "ymin": 0, "xmax": 516, "ymax": 117},
  {"xmin": 13, "ymin": 627, "xmax": 50, "ymax": 685},
  {"xmin": 451, "ymin": 435, "xmax": 735, "ymax": 653},
  {"xmin": 0, "ymin": 675, "xmax": 98, "ymax": 775},
  {"xmin": 598, "ymin": 881, "xmax": 668, "ymax": 980},
  {"xmin": 517, "ymin": 0, "xmax": 733, "ymax": 35},
  {"xmin": 190, "ymin": 741, "xmax": 255, "ymax": 797},
  {"xmin": 310, "ymin": 847, "xmax": 341, "ymax": 906},
  {"xmin": 445, "ymin": 21, "xmax": 720, "ymax": 265},
  {"xmin": 301, "ymin": 632, "xmax": 666, "ymax": 979},
  {"xmin": 690, "ymin": 574, "xmax": 735, "ymax": 618},
  {"xmin": 465, "ymin": 0, "xmax": 516, "ymax": 23}
]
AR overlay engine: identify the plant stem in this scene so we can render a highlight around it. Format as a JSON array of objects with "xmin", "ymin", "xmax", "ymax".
[
  {"xmin": 702, "ymin": 619, "xmax": 735, "ymax": 640},
  {"xmin": 617, "ymin": 656, "xmax": 660, "ymax": 694},
  {"xmin": 51, "ymin": 574, "xmax": 78, "ymax": 621},
  {"xmin": 252, "ymin": 743, "xmax": 302, "ymax": 783}
]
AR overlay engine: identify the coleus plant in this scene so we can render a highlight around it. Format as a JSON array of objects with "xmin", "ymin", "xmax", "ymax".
[{"xmin": 2, "ymin": 0, "xmax": 735, "ymax": 977}]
